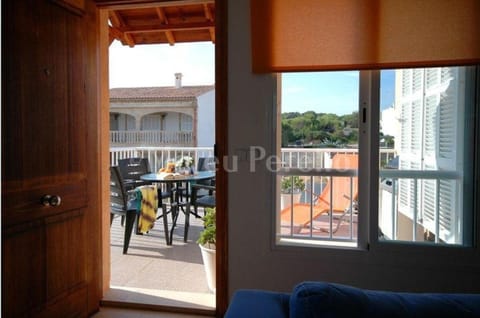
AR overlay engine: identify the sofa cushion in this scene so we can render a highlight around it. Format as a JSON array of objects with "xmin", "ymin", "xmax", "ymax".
[
  {"xmin": 224, "ymin": 289, "xmax": 290, "ymax": 318},
  {"xmin": 290, "ymin": 281, "xmax": 480, "ymax": 318}
]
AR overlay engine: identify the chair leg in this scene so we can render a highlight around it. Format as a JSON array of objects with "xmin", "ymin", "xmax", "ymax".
[
  {"xmin": 192, "ymin": 205, "xmax": 201, "ymax": 218},
  {"xmin": 121, "ymin": 215, "xmax": 125, "ymax": 227},
  {"xmin": 110, "ymin": 213, "xmax": 114, "ymax": 226},
  {"xmin": 169, "ymin": 203, "xmax": 179, "ymax": 245},
  {"xmin": 184, "ymin": 203, "xmax": 190, "ymax": 242},
  {"xmin": 123, "ymin": 211, "xmax": 136, "ymax": 254},
  {"xmin": 161, "ymin": 203, "xmax": 170, "ymax": 246}
]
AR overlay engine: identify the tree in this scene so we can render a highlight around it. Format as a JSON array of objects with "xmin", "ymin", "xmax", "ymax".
[{"xmin": 281, "ymin": 110, "xmax": 359, "ymax": 147}]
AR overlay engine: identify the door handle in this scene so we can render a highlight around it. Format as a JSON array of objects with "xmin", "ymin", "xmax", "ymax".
[{"xmin": 41, "ymin": 195, "xmax": 62, "ymax": 207}]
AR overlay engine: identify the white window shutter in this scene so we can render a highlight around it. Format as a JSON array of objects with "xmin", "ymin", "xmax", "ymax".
[{"xmin": 395, "ymin": 67, "xmax": 464, "ymax": 244}]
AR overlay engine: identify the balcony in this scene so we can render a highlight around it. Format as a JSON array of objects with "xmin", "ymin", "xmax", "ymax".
[{"xmin": 110, "ymin": 130, "xmax": 194, "ymax": 147}]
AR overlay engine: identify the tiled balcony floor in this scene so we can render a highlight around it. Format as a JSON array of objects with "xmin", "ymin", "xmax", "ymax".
[{"xmin": 103, "ymin": 208, "xmax": 215, "ymax": 312}]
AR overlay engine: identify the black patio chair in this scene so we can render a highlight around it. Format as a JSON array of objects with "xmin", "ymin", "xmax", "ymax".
[
  {"xmin": 197, "ymin": 157, "xmax": 216, "ymax": 172},
  {"xmin": 118, "ymin": 157, "xmax": 152, "ymax": 191},
  {"xmin": 190, "ymin": 182, "xmax": 216, "ymax": 218},
  {"xmin": 110, "ymin": 166, "xmax": 138, "ymax": 254},
  {"xmin": 176, "ymin": 157, "xmax": 215, "ymax": 218}
]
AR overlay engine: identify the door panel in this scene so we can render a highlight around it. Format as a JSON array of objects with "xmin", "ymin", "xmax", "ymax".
[
  {"xmin": 2, "ymin": 0, "xmax": 95, "ymax": 317},
  {"xmin": 3, "ymin": 227, "xmax": 45, "ymax": 317},
  {"xmin": 3, "ymin": 178, "xmax": 87, "ymax": 226},
  {"xmin": 45, "ymin": 210, "xmax": 86, "ymax": 300}
]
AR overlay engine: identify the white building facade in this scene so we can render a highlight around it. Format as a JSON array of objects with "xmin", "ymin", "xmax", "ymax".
[{"xmin": 109, "ymin": 75, "xmax": 215, "ymax": 147}]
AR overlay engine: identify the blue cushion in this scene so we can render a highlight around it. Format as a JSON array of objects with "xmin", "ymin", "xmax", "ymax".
[
  {"xmin": 225, "ymin": 289, "xmax": 290, "ymax": 318},
  {"xmin": 196, "ymin": 195, "xmax": 215, "ymax": 207},
  {"xmin": 290, "ymin": 281, "xmax": 480, "ymax": 318}
]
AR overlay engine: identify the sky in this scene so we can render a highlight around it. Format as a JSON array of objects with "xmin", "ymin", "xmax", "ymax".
[
  {"xmin": 282, "ymin": 71, "xmax": 395, "ymax": 115},
  {"xmin": 109, "ymin": 41, "xmax": 215, "ymax": 88},
  {"xmin": 109, "ymin": 42, "xmax": 395, "ymax": 115}
]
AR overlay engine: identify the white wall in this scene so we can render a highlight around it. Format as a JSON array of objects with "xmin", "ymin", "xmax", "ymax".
[
  {"xmin": 197, "ymin": 89, "xmax": 215, "ymax": 147},
  {"xmin": 226, "ymin": 0, "xmax": 480, "ymax": 299}
]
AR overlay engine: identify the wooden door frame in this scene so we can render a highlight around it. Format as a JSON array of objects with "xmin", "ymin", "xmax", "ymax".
[{"xmin": 96, "ymin": 0, "xmax": 228, "ymax": 316}]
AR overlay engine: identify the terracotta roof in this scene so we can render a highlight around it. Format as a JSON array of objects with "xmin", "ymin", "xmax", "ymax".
[{"xmin": 110, "ymin": 85, "xmax": 214, "ymax": 101}]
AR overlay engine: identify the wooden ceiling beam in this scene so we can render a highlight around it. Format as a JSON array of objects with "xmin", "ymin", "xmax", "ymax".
[
  {"xmin": 203, "ymin": 3, "xmax": 215, "ymax": 43},
  {"xmin": 203, "ymin": 3, "xmax": 213, "ymax": 21},
  {"xmin": 109, "ymin": 11, "xmax": 136, "ymax": 47},
  {"xmin": 120, "ymin": 21, "xmax": 215, "ymax": 34},
  {"xmin": 109, "ymin": 25, "xmax": 124, "ymax": 40},
  {"xmin": 155, "ymin": 7, "xmax": 176, "ymax": 46},
  {"xmin": 96, "ymin": 0, "xmax": 214, "ymax": 10},
  {"xmin": 209, "ymin": 28, "xmax": 215, "ymax": 44}
]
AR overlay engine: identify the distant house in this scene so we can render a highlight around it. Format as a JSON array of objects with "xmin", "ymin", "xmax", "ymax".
[{"xmin": 109, "ymin": 73, "xmax": 215, "ymax": 147}]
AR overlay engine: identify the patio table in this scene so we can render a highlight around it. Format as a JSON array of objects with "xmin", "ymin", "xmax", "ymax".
[{"xmin": 140, "ymin": 171, "xmax": 215, "ymax": 245}]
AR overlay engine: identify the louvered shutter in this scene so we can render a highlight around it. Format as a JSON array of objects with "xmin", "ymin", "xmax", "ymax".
[
  {"xmin": 397, "ymin": 69, "xmax": 424, "ymax": 220},
  {"xmin": 395, "ymin": 67, "xmax": 464, "ymax": 244},
  {"xmin": 421, "ymin": 67, "xmax": 463, "ymax": 243}
]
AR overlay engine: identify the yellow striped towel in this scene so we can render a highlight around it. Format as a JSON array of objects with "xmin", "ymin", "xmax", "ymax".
[{"xmin": 137, "ymin": 185, "xmax": 158, "ymax": 234}]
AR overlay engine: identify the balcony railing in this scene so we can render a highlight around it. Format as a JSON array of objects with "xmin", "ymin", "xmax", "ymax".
[
  {"xmin": 278, "ymin": 169, "xmax": 358, "ymax": 243},
  {"xmin": 110, "ymin": 130, "xmax": 193, "ymax": 146},
  {"xmin": 281, "ymin": 148, "xmax": 396, "ymax": 169},
  {"xmin": 277, "ymin": 148, "xmax": 394, "ymax": 244},
  {"xmin": 378, "ymin": 169, "xmax": 461, "ymax": 244},
  {"xmin": 110, "ymin": 146, "xmax": 214, "ymax": 173},
  {"xmin": 110, "ymin": 146, "xmax": 397, "ymax": 171}
]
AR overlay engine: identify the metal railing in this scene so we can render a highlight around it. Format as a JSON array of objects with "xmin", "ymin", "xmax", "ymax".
[
  {"xmin": 281, "ymin": 148, "xmax": 395, "ymax": 169},
  {"xmin": 110, "ymin": 146, "xmax": 397, "ymax": 170},
  {"xmin": 278, "ymin": 169, "xmax": 358, "ymax": 242},
  {"xmin": 378, "ymin": 170, "xmax": 461, "ymax": 244}
]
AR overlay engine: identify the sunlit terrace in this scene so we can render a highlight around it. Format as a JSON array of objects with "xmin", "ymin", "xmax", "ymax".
[{"xmin": 106, "ymin": 146, "xmax": 397, "ymax": 308}]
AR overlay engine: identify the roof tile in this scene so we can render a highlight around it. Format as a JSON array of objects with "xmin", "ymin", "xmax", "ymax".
[{"xmin": 110, "ymin": 85, "xmax": 214, "ymax": 101}]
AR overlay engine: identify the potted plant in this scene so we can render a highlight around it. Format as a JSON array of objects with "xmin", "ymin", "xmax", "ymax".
[
  {"xmin": 280, "ymin": 176, "xmax": 305, "ymax": 209},
  {"xmin": 197, "ymin": 207, "xmax": 216, "ymax": 293}
]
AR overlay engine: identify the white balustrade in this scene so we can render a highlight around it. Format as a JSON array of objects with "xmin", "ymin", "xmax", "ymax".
[
  {"xmin": 110, "ymin": 130, "xmax": 193, "ymax": 146},
  {"xmin": 110, "ymin": 147, "xmax": 397, "ymax": 172}
]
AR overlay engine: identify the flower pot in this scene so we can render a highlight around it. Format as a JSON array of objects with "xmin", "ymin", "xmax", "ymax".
[
  {"xmin": 199, "ymin": 243, "xmax": 216, "ymax": 293},
  {"xmin": 281, "ymin": 192, "xmax": 302, "ymax": 210}
]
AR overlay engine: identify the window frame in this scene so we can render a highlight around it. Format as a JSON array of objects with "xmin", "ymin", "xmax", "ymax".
[{"xmin": 274, "ymin": 67, "xmax": 478, "ymax": 251}]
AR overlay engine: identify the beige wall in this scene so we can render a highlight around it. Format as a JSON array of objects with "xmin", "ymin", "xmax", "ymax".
[{"xmin": 226, "ymin": 0, "xmax": 480, "ymax": 298}]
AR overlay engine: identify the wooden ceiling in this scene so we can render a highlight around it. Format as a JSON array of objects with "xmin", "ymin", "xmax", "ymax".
[{"xmin": 106, "ymin": 0, "xmax": 215, "ymax": 47}]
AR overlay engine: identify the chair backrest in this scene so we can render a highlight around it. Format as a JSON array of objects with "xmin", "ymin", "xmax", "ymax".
[
  {"xmin": 110, "ymin": 166, "xmax": 128, "ymax": 213},
  {"xmin": 317, "ymin": 153, "xmax": 358, "ymax": 212},
  {"xmin": 118, "ymin": 157, "xmax": 151, "ymax": 181},
  {"xmin": 197, "ymin": 157, "xmax": 215, "ymax": 171}
]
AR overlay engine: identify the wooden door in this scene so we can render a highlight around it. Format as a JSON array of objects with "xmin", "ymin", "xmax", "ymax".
[{"xmin": 2, "ymin": 1, "xmax": 101, "ymax": 316}]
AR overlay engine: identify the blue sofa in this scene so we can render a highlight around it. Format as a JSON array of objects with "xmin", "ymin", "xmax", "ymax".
[{"xmin": 224, "ymin": 281, "xmax": 480, "ymax": 318}]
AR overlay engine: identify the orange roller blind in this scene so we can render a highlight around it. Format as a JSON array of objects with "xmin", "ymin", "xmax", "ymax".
[{"xmin": 251, "ymin": 0, "xmax": 480, "ymax": 72}]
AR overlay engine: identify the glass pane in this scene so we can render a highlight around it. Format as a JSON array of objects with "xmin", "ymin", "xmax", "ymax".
[
  {"xmin": 277, "ymin": 72, "xmax": 359, "ymax": 244},
  {"xmin": 378, "ymin": 67, "xmax": 474, "ymax": 245}
]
